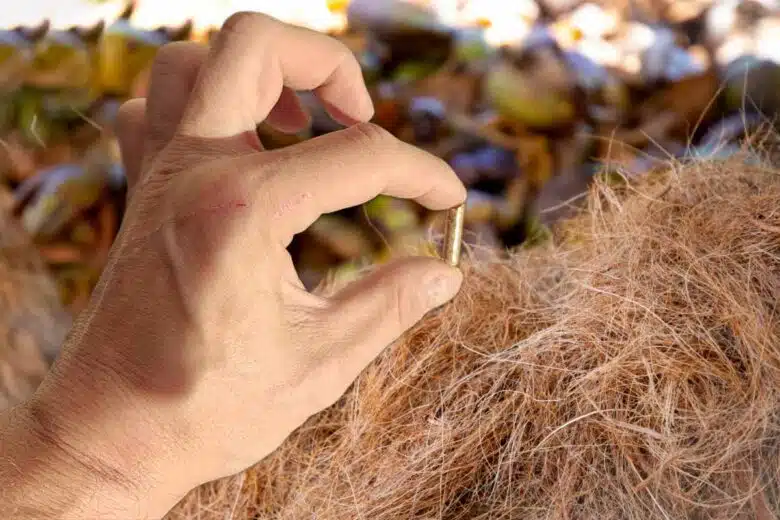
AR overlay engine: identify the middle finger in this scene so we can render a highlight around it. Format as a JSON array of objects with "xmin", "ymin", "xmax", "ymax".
[
  {"xmin": 179, "ymin": 12, "xmax": 374, "ymax": 141},
  {"xmin": 145, "ymin": 41, "xmax": 210, "ymax": 165}
]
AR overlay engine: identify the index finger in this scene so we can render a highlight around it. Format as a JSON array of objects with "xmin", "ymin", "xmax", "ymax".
[
  {"xmin": 179, "ymin": 12, "xmax": 374, "ymax": 139},
  {"xmin": 239, "ymin": 123, "xmax": 467, "ymax": 247}
]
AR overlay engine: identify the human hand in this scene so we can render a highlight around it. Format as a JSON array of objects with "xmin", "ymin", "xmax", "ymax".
[{"xmin": 19, "ymin": 12, "xmax": 465, "ymax": 519}]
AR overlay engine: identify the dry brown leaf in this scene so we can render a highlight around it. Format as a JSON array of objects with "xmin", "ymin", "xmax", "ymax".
[{"xmin": 639, "ymin": 69, "xmax": 720, "ymax": 133}]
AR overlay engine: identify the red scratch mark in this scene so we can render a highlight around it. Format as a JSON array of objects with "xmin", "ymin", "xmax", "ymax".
[
  {"xmin": 178, "ymin": 199, "xmax": 249, "ymax": 221},
  {"xmin": 203, "ymin": 199, "xmax": 248, "ymax": 215},
  {"xmin": 195, "ymin": 179, "xmax": 249, "ymax": 214},
  {"xmin": 273, "ymin": 192, "xmax": 311, "ymax": 219}
]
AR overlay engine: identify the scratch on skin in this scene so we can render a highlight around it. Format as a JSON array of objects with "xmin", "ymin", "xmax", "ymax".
[
  {"xmin": 198, "ymin": 200, "xmax": 247, "ymax": 215},
  {"xmin": 273, "ymin": 192, "xmax": 311, "ymax": 219},
  {"xmin": 175, "ymin": 199, "xmax": 249, "ymax": 222},
  {"xmin": 174, "ymin": 177, "xmax": 251, "ymax": 221}
]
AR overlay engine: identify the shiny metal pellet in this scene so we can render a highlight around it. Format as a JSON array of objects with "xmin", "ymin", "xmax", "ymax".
[{"xmin": 442, "ymin": 203, "xmax": 465, "ymax": 267}]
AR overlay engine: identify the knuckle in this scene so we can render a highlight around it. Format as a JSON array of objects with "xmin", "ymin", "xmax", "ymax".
[
  {"xmin": 151, "ymin": 41, "xmax": 189, "ymax": 72},
  {"xmin": 115, "ymin": 99, "xmax": 143, "ymax": 129},
  {"xmin": 341, "ymin": 49, "xmax": 365, "ymax": 80},
  {"xmin": 332, "ymin": 37, "xmax": 356, "ymax": 63},
  {"xmin": 347, "ymin": 122, "xmax": 396, "ymax": 150},
  {"xmin": 221, "ymin": 11, "xmax": 274, "ymax": 37}
]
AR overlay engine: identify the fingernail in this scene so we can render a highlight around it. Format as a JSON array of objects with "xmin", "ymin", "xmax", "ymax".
[{"xmin": 426, "ymin": 269, "xmax": 463, "ymax": 308}]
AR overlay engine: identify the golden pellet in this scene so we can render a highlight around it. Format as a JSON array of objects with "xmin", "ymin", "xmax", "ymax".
[{"xmin": 442, "ymin": 203, "xmax": 465, "ymax": 267}]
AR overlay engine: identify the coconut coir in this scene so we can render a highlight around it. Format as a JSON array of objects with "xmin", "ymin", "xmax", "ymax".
[{"xmin": 169, "ymin": 155, "xmax": 780, "ymax": 519}]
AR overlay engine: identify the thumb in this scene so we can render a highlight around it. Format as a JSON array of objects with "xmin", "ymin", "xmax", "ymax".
[{"xmin": 320, "ymin": 256, "xmax": 463, "ymax": 375}]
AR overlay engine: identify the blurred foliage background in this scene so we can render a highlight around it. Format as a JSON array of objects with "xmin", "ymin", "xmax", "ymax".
[{"xmin": 1, "ymin": 0, "xmax": 779, "ymax": 315}]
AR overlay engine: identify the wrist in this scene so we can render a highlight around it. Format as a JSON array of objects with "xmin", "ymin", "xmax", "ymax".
[
  {"xmin": 17, "ymin": 278, "xmax": 209, "ymax": 519},
  {"xmin": 1, "ymin": 400, "xmax": 155, "ymax": 519},
  {"xmin": 0, "ymin": 401, "xmax": 122, "ymax": 518},
  {"xmin": 1, "ymin": 386, "xmax": 188, "ymax": 519}
]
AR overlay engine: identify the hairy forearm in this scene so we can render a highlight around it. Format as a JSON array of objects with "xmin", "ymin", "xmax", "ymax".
[
  {"xmin": 0, "ymin": 376, "xmax": 189, "ymax": 520},
  {"xmin": 1, "ymin": 401, "xmax": 147, "ymax": 519},
  {"xmin": 0, "ymin": 291, "xmax": 205, "ymax": 520}
]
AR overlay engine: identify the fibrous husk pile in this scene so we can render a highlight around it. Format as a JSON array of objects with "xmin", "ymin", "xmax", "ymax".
[{"xmin": 169, "ymin": 153, "xmax": 780, "ymax": 519}]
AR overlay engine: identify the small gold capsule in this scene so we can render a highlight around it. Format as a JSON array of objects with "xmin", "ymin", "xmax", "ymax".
[{"xmin": 442, "ymin": 203, "xmax": 465, "ymax": 267}]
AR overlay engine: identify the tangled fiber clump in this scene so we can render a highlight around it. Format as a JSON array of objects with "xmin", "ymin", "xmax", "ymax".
[{"xmin": 181, "ymin": 157, "xmax": 780, "ymax": 518}]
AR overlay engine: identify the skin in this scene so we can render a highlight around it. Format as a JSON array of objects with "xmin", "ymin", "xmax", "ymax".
[{"xmin": 0, "ymin": 12, "xmax": 465, "ymax": 520}]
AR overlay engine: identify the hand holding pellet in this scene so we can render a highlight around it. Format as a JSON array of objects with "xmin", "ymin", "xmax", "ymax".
[{"xmin": 1, "ymin": 13, "xmax": 465, "ymax": 520}]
